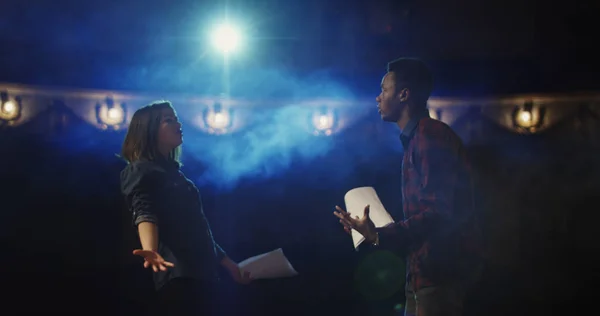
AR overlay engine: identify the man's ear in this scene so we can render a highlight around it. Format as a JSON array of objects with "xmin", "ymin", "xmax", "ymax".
[{"xmin": 397, "ymin": 88, "xmax": 410, "ymax": 102}]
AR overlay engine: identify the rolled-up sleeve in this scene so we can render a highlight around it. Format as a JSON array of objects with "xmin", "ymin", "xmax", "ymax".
[{"xmin": 121, "ymin": 164, "xmax": 163, "ymax": 227}]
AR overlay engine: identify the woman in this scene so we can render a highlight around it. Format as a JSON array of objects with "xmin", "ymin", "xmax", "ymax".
[{"xmin": 120, "ymin": 101, "xmax": 251, "ymax": 315}]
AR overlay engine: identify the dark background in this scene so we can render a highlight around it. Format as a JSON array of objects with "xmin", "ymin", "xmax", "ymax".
[
  {"xmin": 1, "ymin": 0, "xmax": 599, "ymax": 315},
  {"xmin": 1, "ymin": 0, "xmax": 599, "ymax": 95}
]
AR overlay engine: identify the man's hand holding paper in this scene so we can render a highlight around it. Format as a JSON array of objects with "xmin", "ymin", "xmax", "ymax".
[
  {"xmin": 334, "ymin": 204, "xmax": 378, "ymax": 243},
  {"xmin": 333, "ymin": 186, "xmax": 395, "ymax": 248}
]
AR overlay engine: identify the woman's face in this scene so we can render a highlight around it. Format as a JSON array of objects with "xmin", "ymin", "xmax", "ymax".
[{"xmin": 157, "ymin": 107, "xmax": 183, "ymax": 155}]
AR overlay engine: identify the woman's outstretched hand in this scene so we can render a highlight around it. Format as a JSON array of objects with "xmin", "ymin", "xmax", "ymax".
[
  {"xmin": 132, "ymin": 249, "xmax": 175, "ymax": 272},
  {"xmin": 221, "ymin": 257, "xmax": 253, "ymax": 284},
  {"xmin": 229, "ymin": 266, "xmax": 253, "ymax": 285}
]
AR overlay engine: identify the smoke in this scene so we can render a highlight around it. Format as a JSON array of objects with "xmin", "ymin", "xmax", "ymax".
[
  {"xmin": 166, "ymin": 65, "xmax": 402, "ymax": 191},
  {"xmin": 185, "ymin": 105, "xmax": 334, "ymax": 190},
  {"xmin": 29, "ymin": 56, "xmax": 398, "ymax": 192}
]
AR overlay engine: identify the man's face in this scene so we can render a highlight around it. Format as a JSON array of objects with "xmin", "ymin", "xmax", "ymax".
[{"xmin": 376, "ymin": 72, "xmax": 406, "ymax": 122}]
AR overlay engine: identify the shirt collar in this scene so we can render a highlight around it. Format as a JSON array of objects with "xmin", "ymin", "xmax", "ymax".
[
  {"xmin": 152, "ymin": 156, "xmax": 181, "ymax": 171},
  {"xmin": 400, "ymin": 109, "xmax": 430, "ymax": 149}
]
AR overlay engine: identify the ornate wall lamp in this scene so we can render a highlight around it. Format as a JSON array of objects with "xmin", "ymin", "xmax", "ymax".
[
  {"xmin": 95, "ymin": 97, "xmax": 127, "ymax": 130},
  {"xmin": 202, "ymin": 101, "xmax": 233, "ymax": 135},
  {"xmin": 512, "ymin": 101, "xmax": 545, "ymax": 133},
  {"xmin": 310, "ymin": 106, "xmax": 338, "ymax": 136},
  {"xmin": 0, "ymin": 91, "xmax": 22, "ymax": 125}
]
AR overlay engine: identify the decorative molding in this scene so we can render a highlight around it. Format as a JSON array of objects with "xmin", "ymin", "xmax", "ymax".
[{"xmin": 1, "ymin": 82, "xmax": 598, "ymax": 136}]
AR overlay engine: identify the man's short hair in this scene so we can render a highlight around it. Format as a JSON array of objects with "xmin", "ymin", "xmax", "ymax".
[{"xmin": 387, "ymin": 58, "xmax": 433, "ymax": 104}]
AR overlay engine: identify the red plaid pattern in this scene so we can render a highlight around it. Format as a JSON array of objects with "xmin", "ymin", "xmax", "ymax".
[{"xmin": 377, "ymin": 117, "xmax": 482, "ymax": 291}]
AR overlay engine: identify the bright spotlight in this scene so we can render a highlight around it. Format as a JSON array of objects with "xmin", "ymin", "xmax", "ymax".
[
  {"xmin": 518, "ymin": 110, "xmax": 532, "ymax": 124},
  {"xmin": 512, "ymin": 101, "xmax": 544, "ymax": 132},
  {"xmin": 0, "ymin": 93, "xmax": 22, "ymax": 121},
  {"xmin": 202, "ymin": 102, "xmax": 233, "ymax": 134},
  {"xmin": 311, "ymin": 108, "xmax": 337, "ymax": 136},
  {"xmin": 314, "ymin": 114, "xmax": 334, "ymax": 131},
  {"xmin": 210, "ymin": 23, "xmax": 242, "ymax": 53},
  {"xmin": 107, "ymin": 107, "xmax": 124, "ymax": 121},
  {"xmin": 95, "ymin": 100, "xmax": 126, "ymax": 130},
  {"xmin": 207, "ymin": 111, "xmax": 231, "ymax": 129},
  {"xmin": 2, "ymin": 101, "xmax": 16, "ymax": 114},
  {"xmin": 99, "ymin": 106, "xmax": 125, "ymax": 127},
  {"xmin": 515, "ymin": 109, "xmax": 534, "ymax": 129}
]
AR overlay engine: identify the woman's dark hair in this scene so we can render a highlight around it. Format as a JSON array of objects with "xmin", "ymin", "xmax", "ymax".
[{"xmin": 120, "ymin": 100, "xmax": 181, "ymax": 165}]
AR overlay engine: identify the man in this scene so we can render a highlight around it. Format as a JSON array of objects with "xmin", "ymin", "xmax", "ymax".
[{"xmin": 334, "ymin": 58, "xmax": 482, "ymax": 316}]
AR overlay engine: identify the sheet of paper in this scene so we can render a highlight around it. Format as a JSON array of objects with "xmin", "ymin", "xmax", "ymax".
[
  {"xmin": 344, "ymin": 186, "xmax": 395, "ymax": 249},
  {"xmin": 238, "ymin": 248, "xmax": 298, "ymax": 280}
]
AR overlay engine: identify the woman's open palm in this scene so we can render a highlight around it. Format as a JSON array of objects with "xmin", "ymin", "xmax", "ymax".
[{"xmin": 132, "ymin": 249, "xmax": 175, "ymax": 272}]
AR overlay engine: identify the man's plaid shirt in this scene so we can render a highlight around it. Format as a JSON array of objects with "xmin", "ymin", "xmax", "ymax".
[{"xmin": 377, "ymin": 112, "xmax": 483, "ymax": 291}]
